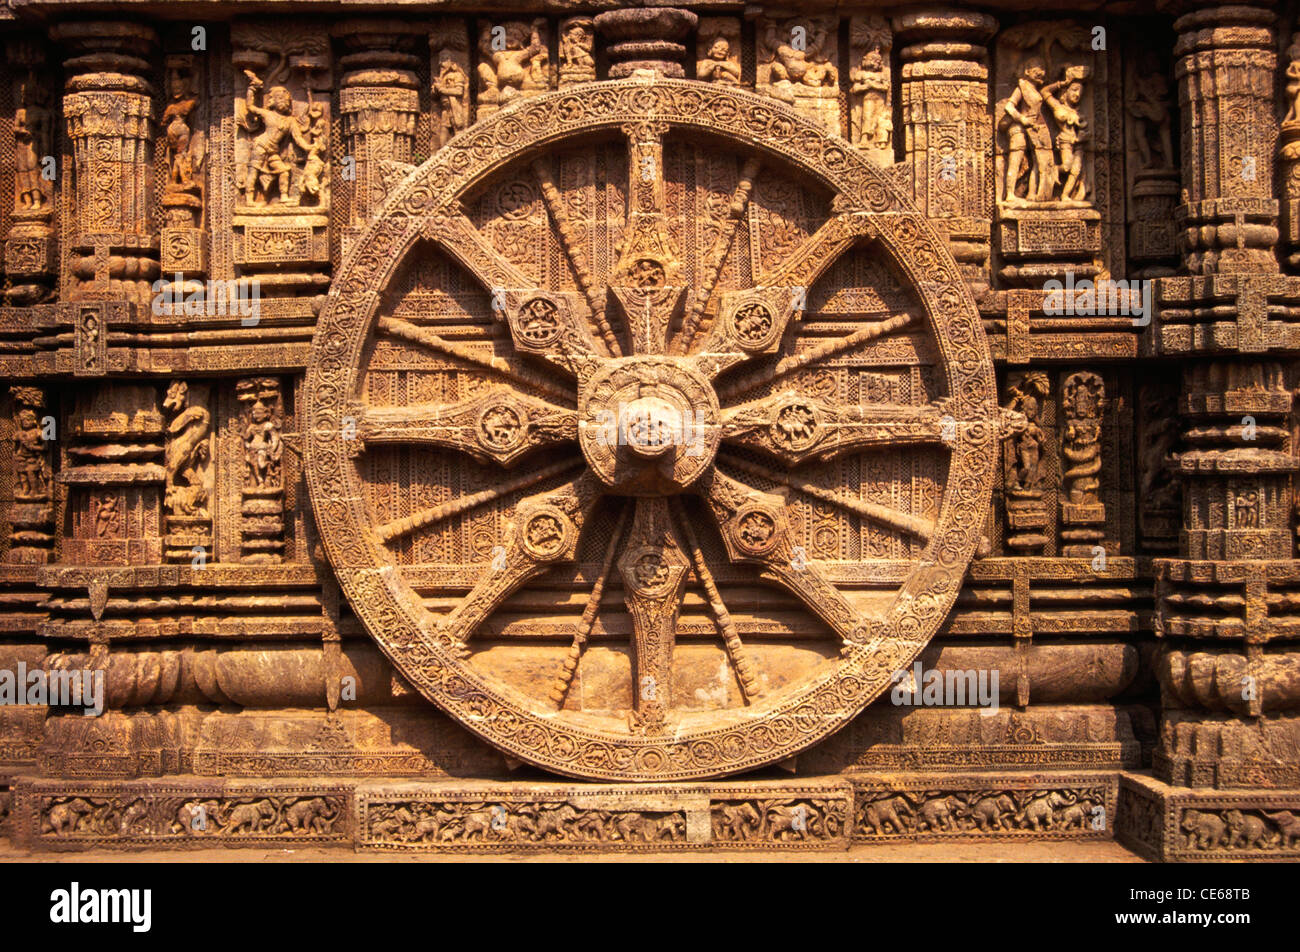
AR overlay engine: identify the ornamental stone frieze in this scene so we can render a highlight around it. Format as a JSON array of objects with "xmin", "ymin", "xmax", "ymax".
[{"xmin": 0, "ymin": 1, "xmax": 1298, "ymax": 863}]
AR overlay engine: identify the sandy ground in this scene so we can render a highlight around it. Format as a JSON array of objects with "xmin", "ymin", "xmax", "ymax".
[{"xmin": 0, "ymin": 836, "xmax": 1146, "ymax": 862}]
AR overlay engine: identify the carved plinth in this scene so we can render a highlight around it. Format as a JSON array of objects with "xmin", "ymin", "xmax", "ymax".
[
  {"xmin": 1118, "ymin": 772, "xmax": 1300, "ymax": 861},
  {"xmin": 997, "ymin": 205, "xmax": 1103, "ymax": 285}
]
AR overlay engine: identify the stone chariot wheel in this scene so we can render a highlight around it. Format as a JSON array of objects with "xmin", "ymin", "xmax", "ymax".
[{"xmin": 306, "ymin": 79, "xmax": 998, "ymax": 782}]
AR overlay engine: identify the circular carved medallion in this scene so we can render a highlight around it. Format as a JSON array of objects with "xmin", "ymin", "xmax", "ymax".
[{"xmin": 305, "ymin": 80, "xmax": 998, "ymax": 782}]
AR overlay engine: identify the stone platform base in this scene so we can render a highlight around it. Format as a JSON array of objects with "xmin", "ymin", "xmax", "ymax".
[
  {"xmin": 1116, "ymin": 773, "xmax": 1300, "ymax": 861},
  {"xmin": 13, "ymin": 771, "xmax": 1299, "ymax": 857},
  {"xmin": 10, "ymin": 776, "xmax": 854, "ymax": 853}
]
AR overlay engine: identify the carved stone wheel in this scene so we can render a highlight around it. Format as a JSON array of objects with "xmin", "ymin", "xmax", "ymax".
[{"xmin": 306, "ymin": 80, "xmax": 998, "ymax": 781}]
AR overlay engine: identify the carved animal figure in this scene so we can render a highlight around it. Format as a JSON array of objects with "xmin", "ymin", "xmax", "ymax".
[
  {"xmin": 46, "ymin": 797, "xmax": 93, "ymax": 835},
  {"xmin": 1057, "ymin": 800, "xmax": 1094, "ymax": 831},
  {"xmin": 282, "ymin": 797, "xmax": 336, "ymax": 834},
  {"xmin": 371, "ymin": 805, "xmax": 414, "ymax": 838},
  {"xmin": 715, "ymin": 802, "xmax": 762, "ymax": 841},
  {"xmin": 861, "ymin": 795, "xmax": 912, "ymax": 835},
  {"xmin": 174, "ymin": 799, "xmax": 222, "ymax": 835},
  {"xmin": 768, "ymin": 802, "xmax": 819, "ymax": 840},
  {"xmin": 227, "ymin": 799, "xmax": 277, "ymax": 834},
  {"xmin": 1225, "ymin": 810, "xmax": 1271, "ymax": 849},
  {"xmin": 1181, "ymin": 809, "xmax": 1227, "ymax": 850},
  {"xmin": 917, "ymin": 795, "xmax": 958, "ymax": 832},
  {"xmin": 1019, "ymin": 791, "xmax": 1074, "ymax": 831},
  {"xmin": 533, "ymin": 804, "xmax": 580, "ymax": 840},
  {"xmin": 119, "ymin": 798, "xmax": 148, "ymax": 835},
  {"xmin": 1265, "ymin": 811, "xmax": 1300, "ymax": 849},
  {"xmin": 970, "ymin": 793, "xmax": 1017, "ymax": 831}
]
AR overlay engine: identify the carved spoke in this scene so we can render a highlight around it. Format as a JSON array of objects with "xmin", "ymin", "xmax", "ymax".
[
  {"xmin": 548, "ymin": 503, "xmax": 631, "ymax": 709},
  {"xmin": 671, "ymin": 157, "xmax": 762, "ymax": 355},
  {"xmin": 688, "ymin": 211, "xmax": 878, "ymax": 380},
  {"xmin": 720, "ymin": 451, "xmax": 934, "ymax": 543},
  {"xmin": 610, "ymin": 121, "xmax": 686, "ymax": 355},
  {"xmin": 532, "ymin": 156, "xmax": 623, "ymax": 358},
  {"xmin": 670, "ymin": 497, "xmax": 761, "ymax": 703},
  {"xmin": 377, "ymin": 316, "xmax": 573, "ymax": 403},
  {"xmin": 617, "ymin": 497, "xmax": 690, "ymax": 734},
  {"xmin": 351, "ymin": 388, "xmax": 577, "ymax": 466},
  {"xmin": 715, "ymin": 312, "xmax": 916, "ymax": 402},
  {"xmin": 433, "ymin": 470, "xmax": 604, "ymax": 656},
  {"xmin": 697, "ymin": 469, "xmax": 873, "ymax": 651},
  {"xmin": 721, "ymin": 394, "xmax": 952, "ymax": 466},
  {"xmin": 374, "ymin": 459, "xmax": 582, "ymax": 545}
]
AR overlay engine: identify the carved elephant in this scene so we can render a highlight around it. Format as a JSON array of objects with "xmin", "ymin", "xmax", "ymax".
[
  {"xmin": 371, "ymin": 806, "xmax": 414, "ymax": 838},
  {"xmin": 534, "ymin": 804, "xmax": 580, "ymax": 840},
  {"xmin": 1225, "ymin": 810, "xmax": 1271, "ymax": 849},
  {"xmin": 916, "ymin": 795, "xmax": 958, "ymax": 832},
  {"xmin": 174, "ymin": 799, "xmax": 222, "ymax": 835},
  {"xmin": 1057, "ymin": 800, "xmax": 1095, "ymax": 831},
  {"xmin": 1265, "ymin": 811, "xmax": 1300, "ymax": 849},
  {"xmin": 769, "ymin": 803, "xmax": 820, "ymax": 841},
  {"xmin": 283, "ymin": 797, "xmax": 336, "ymax": 834},
  {"xmin": 714, "ymin": 802, "xmax": 762, "ymax": 842},
  {"xmin": 861, "ymin": 796, "xmax": 912, "ymax": 835},
  {"xmin": 227, "ymin": 799, "xmax": 277, "ymax": 834},
  {"xmin": 649, "ymin": 814, "xmax": 686, "ymax": 842},
  {"xmin": 46, "ymin": 797, "xmax": 93, "ymax": 835},
  {"xmin": 1181, "ymin": 810, "xmax": 1227, "ymax": 850},
  {"xmin": 970, "ymin": 793, "xmax": 1017, "ymax": 831},
  {"xmin": 1019, "ymin": 792, "xmax": 1072, "ymax": 831},
  {"xmin": 119, "ymin": 798, "xmax": 149, "ymax": 835}
]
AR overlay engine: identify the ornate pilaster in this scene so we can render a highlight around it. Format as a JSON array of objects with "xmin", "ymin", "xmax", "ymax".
[
  {"xmin": 51, "ymin": 22, "xmax": 159, "ymax": 306},
  {"xmin": 1173, "ymin": 3, "xmax": 1278, "ymax": 276},
  {"xmin": 4, "ymin": 37, "xmax": 56, "ymax": 305},
  {"xmin": 333, "ymin": 20, "xmax": 422, "ymax": 256},
  {"xmin": 894, "ymin": 9, "xmax": 997, "ymax": 289}
]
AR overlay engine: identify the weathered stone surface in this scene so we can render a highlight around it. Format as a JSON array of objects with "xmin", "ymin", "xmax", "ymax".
[{"xmin": 0, "ymin": 2, "xmax": 1297, "ymax": 862}]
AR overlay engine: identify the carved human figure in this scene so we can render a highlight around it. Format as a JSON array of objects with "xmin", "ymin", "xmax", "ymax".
[
  {"xmin": 1287, "ymin": 60, "xmax": 1300, "ymax": 125},
  {"xmin": 243, "ymin": 392, "xmax": 284, "ymax": 489},
  {"xmin": 763, "ymin": 20, "xmax": 837, "ymax": 101},
  {"xmin": 1061, "ymin": 373, "xmax": 1104, "ymax": 506},
  {"xmin": 1000, "ymin": 58, "xmax": 1055, "ymax": 204},
  {"xmin": 559, "ymin": 19, "xmax": 595, "ymax": 83},
  {"xmin": 478, "ymin": 20, "xmax": 548, "ymax": 106},
  {"xmin": 160, "ymin": 66, "xmax": 201, "ymax": 193},
  {"xmin": 241, "ymin": 70, "xmax": 317, "ymax": 206},
  {"xmin": 434, "ymin": 58, "xmax": 469, "ymax": 147},
  {"xmin": 850, "ymin": 48, "xmax": 891, "ymax": 150},
  {"xmin": 1129, "ymin": 69, "xmax": 1174, "ymax": 170},
  {"xmin": 12, "ymin": 76, "xmax": 51, "ymax": 212},
  {"xmin": 1003, "ymin": 372, "xmax": 1049, "ymax": 495},
  {"xmin": 10, "ymin": 394, "xmax": 49, "ymax": 500},
  {"xmin": 95, "ymin": 493, "xmax": 119, "ymax": 538},
  {"xmin": 1041, "ymin": 71, "xmax": 1089, "ymax": 202},
  {"xmin": 697, "ymin": 36, "xmax": 741, "ymax": 85}
]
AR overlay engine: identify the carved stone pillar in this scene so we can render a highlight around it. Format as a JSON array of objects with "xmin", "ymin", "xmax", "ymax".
[
  {"xmin": 1174, "ymin": 3, "xmax": 1278, "ymax": 276},
  {"xmin": 4, "ymin": 37, "xmax": 57, "ymax": 306},
  {"xmin": 51, "ymin": 22, "xmax": 159, "ymax": 305},
  {"xmin": 894, "ymin": 10, "xmax": 997, "ymax": 289},
  {"xmin": 333, "ymin": 20, "xmax": 422, "ymax": 256},
  {"xmin": 595, "ymin": 7, "xmax": 697, "ymax": 80}
]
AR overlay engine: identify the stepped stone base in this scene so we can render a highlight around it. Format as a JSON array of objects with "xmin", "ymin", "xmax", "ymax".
[{"xmin": 1117, "ymin": 773, "xmax": 1300, "ymax": 862}]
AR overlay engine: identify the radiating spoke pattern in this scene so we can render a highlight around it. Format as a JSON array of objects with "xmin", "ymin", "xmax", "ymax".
[{"xmin": 346, "ymin": 119, "xmax": 975, "ymax": 735}]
